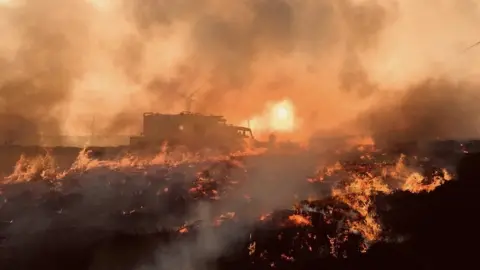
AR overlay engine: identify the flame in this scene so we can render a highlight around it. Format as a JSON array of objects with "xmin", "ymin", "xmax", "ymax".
[
  {"xmin": 259, "ymin": 213, "xmax": 272, "ymax": 221},
  {"xmin": 346, "ymin": 136, "xmax": 375, "ymax": 147},
  {"xmin": 243, "ymin": 99, "xmax": 297, "ymax": 135},
  {"xmin": 86, "ymin": 0, "xmax": 114, "ymax": 10},
  {"xmin": 0, "ymin": 141, "xmax": 455, "ymax": 258},
  {"xmin": 288, "ymin": 214, "xmax": 312, "ymax": 226}
]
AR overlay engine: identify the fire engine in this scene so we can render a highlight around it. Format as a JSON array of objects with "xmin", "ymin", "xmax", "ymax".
[{"xmin": 129, "ymin": 111, "xmax": 254, "ymax": 152}]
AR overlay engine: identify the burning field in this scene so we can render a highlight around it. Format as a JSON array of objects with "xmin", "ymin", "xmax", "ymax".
[
  {"xmin": 1, "ymin": 141, "xmax": 477, "ymax": 270},
  {"xmin": 2, "ymin": 0, "xmax": 480, "ymax": 269}
]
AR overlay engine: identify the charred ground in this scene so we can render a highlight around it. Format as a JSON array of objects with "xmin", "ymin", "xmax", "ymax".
[{"xmin": 0, "ymin": 141, "xmax": 478, "ymax": 270}]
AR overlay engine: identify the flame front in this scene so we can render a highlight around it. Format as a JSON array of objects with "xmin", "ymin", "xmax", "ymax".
[
  {"xmin": 0, "ymin": 140, "xmax": 456, "ymax": 265},
  {"xmin": 243, "ymin": 99, "xmax": 297, "ymax": 136}
]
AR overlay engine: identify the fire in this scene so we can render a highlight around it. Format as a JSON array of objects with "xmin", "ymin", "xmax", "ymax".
[
  {"xmin": 288, "ymin": 214, "xmax": 312, "ymax": 226},
  {"xmin": 243, "ymin": 99, "xmax": 297, "ymax": 135},
  {"xmin": 346, "ymin": 136, "xmax": 375, "ymax": 147},
  {"xmin": 0, "ymin": 139, "xmax": 456, "ymax": 262},
  {"xmin": 259, "ymin": 213, "xmax": 272, "ymax": 221},
  {"xmin": 86, "ymin": 0, "xmax": 114, "ymax": 10},
  {"xmin": 270, "ymin": 100, "xmax": 294, "ymax": 130}
]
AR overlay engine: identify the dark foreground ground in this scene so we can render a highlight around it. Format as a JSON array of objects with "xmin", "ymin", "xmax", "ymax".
[{"xmin": 0, "ymin": 142, "xmax": 479, "ymax": 270}]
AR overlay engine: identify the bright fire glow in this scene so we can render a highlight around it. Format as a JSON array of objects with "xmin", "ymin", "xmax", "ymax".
[
  {"xmin": 86, "ymin": 0, "xmax": 114, "ymax": 10},
  {"xmin": 243, "ymin": 99, "xmax": 297, "ymax": 135},
  {"xmin": 269, "ymin": 100, "xmax": 295, "ymax": 131}
]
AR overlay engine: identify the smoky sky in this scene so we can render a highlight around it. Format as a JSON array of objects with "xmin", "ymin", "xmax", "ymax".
[
  {"xmin": 1, "ymin": 0, "xmax": 480, "ymax": 142},
  {"xmin": 104, "ymin": 0, "xmax": 393, "ymax": 134},
  {"xmin": 0, "ymin": 0, "xmax": 91, "ymax": 143},
  {"xmin": 356, "ymin": 78, "xmax": 480, "ymax": 145}
]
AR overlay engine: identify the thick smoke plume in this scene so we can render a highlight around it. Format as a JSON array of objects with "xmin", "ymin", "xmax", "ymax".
[
  {"xmin": 358, "ymin": 79, "xmax": 480, "ymax": 147},
  {"xmin": 1, "ymin": 0, "xmax": 480, "ymax": 141},
  {"xmin": 0, "ymin": 0, "xmax": 388, "ymax": 142},
  {"xmin": 0, "ymin": 0, "xmax": 92, "ymax": 144},
  {"xmin": 1, "ymin": 1, "xmax": 480, "ymax": 268},
  {"xmin": 0, "ymin": 0, "xmax": 478, "ymax": 143}
]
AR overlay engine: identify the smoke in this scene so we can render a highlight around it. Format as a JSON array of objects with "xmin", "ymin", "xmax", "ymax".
[
  {"xmin": 0, "ymin": 0, "xmax": 398, "ymax": 140},
  {"xmin": 358, "ymin": 78, "xmax": 480, "ymax": 146},
  {"xmin": 2, "ymin": 1, "xmax": 480, "ymax": 268},
  {"xmin": 0, "ymin": 149, "xmax": 324, "ymax": 268},
  {"xmin": 1, "ymin": 0, "xmax": 480, "ymax": 142},
  {"xmin": 0, "ymin": 0, "xmax": 92, "ymax": 144},
  {"xmin": 138, "ymin": 152, "xmax": 321, "ymax": 270},
  {"xmin": 116, "ymin": 0, "xmax": 395, "ymax": 132},
  {"xmin": 311, "ymin": 0, "xmax": 480, "ymax": 142}
]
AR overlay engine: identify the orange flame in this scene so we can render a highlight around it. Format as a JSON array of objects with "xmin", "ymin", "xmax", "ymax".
[
  {"xmin": 288, "ymin": 214, "xmax": 312, "ymax": 226},
  {"xmin": 242, "ymin": 99, "xmax": 297, "ymax": 136}
]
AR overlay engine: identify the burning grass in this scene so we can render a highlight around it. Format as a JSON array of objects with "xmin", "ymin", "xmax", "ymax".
[{"xmin": 0, "ymin": 143, "xmax": 456, "ymax": 269}]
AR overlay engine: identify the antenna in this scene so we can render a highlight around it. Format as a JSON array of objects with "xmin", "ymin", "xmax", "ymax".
[
  {"xmin": 176, "ymin": 78, "xmax": 207, "ymax": 112},
  {"xmin": 180, "ymin": 88, "xmax": 200, "ymax": 112},
  {"xmin": 185, "ymin": 93, "xmax": 195, "ymax": 112},
  {"xmin": 89, "ymin": 115, "xmax": 96, "ymax": 145}
]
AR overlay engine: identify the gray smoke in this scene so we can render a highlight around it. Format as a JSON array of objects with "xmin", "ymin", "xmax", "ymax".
[
  {"xmin": 105, "ymin": 0, "xmax": 394, "ymax": 133},
  {"xmin": 0, "ymin": 0, "xmax": 92, "ymax": 144},
  {"xmin": 359, "ymin": 78, "xmax": 480, "ymax": 146}
]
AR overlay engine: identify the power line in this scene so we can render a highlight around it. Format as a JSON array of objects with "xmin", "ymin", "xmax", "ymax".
[{"xmin": 463, "ymin": 40, "xmax": 480, "ymax": 53}]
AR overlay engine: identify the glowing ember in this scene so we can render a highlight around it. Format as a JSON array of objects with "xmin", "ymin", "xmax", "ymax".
[
  {"xmin": 288, "ymin": 214, "xmax": 312, "ymax": 226},
  {"xmin": 259, "ymin": 213, "xmax": 272, "ymax": 221},
  {"xmin": 0, "ymin": 139, "xmax": 457, "ymax": 267}
]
